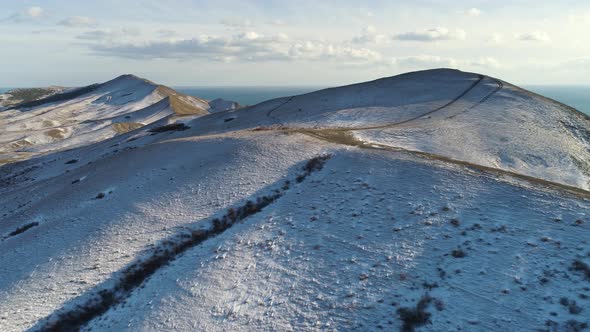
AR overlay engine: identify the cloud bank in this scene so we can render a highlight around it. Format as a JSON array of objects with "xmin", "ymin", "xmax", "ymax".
[{"xmin": 394, "ymin": 27, "xmax": 466, "ymax": 42}]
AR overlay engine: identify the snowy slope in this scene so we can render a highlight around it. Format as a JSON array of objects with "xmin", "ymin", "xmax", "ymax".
[{"xmin": 0, "ymin": 69, "xmax": 589, "ymax": 332}]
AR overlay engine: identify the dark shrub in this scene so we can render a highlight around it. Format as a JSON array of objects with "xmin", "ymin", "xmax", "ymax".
[
  {"xmin": 148, "ymin": 123, "xmax": 190, "ymax": 133},
  {"xmin": 451, "ymin": 248, "xmax": 466, "ymax": 258},
  {"xmin": 303, "ymin": 154, "xmax": 331, "ymax": 173},
  {"xmin": 571, "ymin": 260, "xmax": 590, "ymax": 279},
  {"xmin": 8, "ymin": 222, "xmax": 39, "ymax": 237},
  {"xmin": 397, "ymin": 295, "xmax": 433, "ymax": 332},
  {"xmin": 8, "ymin": 84, "xmax": 100, "ymax": 110}
]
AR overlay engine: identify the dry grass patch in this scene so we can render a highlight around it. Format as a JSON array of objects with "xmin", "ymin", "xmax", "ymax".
[
  {"xmin": 45, "ymin": 128, "xmax": 66, "ymax": 139},
  {"xmin": 112, "ymin": 122, "xmax": 144, "ymax": 134}
]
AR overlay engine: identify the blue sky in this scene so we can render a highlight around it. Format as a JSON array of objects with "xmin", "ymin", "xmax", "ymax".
[{"xmin": 1, "ymin": 0, "xmax": 590, "ymax": 87}]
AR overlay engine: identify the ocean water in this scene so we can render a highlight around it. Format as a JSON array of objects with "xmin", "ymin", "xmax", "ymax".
[
  {"xmin": 2, "ymin": 86, "xmax": 589, "ymax": 115},
  {"xmin": 174, "ymin": 86, "xmax": 325, "ymax": 106},
  {"xmin": 524, "ymin": 86, "xmax": 590, "ymax": 116}
]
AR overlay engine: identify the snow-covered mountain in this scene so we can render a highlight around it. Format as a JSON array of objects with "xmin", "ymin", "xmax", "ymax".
[
  {"xmin": 0, "ymin": 74, "xmax": 209, "ymax": 165},
  {"xmin": 0, "ymin": 69, "xmax": 589, "ymax": 332}
]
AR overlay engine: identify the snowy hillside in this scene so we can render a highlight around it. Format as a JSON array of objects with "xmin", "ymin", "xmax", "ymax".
[{"xmin": 0, "ymin": 69, "xmax": 589, "ymax": 332}]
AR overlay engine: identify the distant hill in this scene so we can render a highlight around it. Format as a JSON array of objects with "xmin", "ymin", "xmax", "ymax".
[
  {"xmin": 0, "ymin": 74, "xmax": 209, "ymax": 165},
  {"xmin": 0, "ymin": 86, "xmax": 66, "ymax": 109}
]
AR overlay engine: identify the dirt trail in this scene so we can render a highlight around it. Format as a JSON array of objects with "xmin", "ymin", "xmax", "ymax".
[
  {"xmin": 296, "ymin": 129, "xmax": 590, "ymax": 200},
  {"xmin": 265, "ymin": 75, "xmax": 503, "ymax": 132}
]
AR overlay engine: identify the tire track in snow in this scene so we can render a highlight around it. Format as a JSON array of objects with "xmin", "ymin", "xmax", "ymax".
[
  {"xmin": 445, "ymin": 77, "xmax": 504, "ymax": 120},
  {"xmin": 265, "ymin": 96, "xmax": 295, "ymax": 121},
  {"xmin": 31, "ymin": 155, "xmax": 332, "ymax": 332},
  {"xmin": 264, "ymin": 74, "xmax": 488, "ymax": 131},
  {"xmin": 348, "ymin": 74, "xmax": 486, "ymax": 130}
]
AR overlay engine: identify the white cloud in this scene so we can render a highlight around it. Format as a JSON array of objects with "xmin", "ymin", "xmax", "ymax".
[
  {"xmin": 465, "ymin": 8, "xmax": 482, "ymax": 17},
  {"xmin": 157, "ymin": 29, "xmax": 178, "ymax": 38},
  {"xmin": 268, "ymin": 19, "xmax": 286, "ymax": 26},
  {"xmin": 559, "ymin": 58, "xmax": 590, "ymax": 71},
  {"xmin": 567, "ymin": 12, "xmax": 590, "ymax": 24},
  {"xmin": 220, "ymin": 18, "xmax": 253, "ymax": 28},
  {"xmin": 352, "ymin": 26, "xmax": 387, "ymax": 45},
  {"xmin": 58, "ymin": 16, "xmax": 97, "ymax": 28},
  {"xmin": 77, "ymin": 28, "xmax": 141, "ymax": 41},
  {"xmin": 85, "ymin": 31, "xmax": 382, "ymax": 65},
  {"xmin": 470, "ymin": 57, "xmax": 501, "ymax": 68},
  {"xmin": 26, "ymin": 6, "xmax": 44, "ymax": 18},
  {"xmin": 392, "ymin": 55, "xmax": 500, "ymax": 70},
  {"xmin": 289, "ymin": 41, "xmax": 382, "ymax": 63},
  {"xmin": 393, "ymin": 27, "xmax": 466, "ymax": 42},
  {"xmin": 516, "ymin": 31, "xmax": 551, "ymax": 42},
  {"xmin": 1, "ymin": 6, "xmax": 44, "ymax": 22},
  {"xmin": 487, "ymin": 33, "xmax": 504, "ymax": 44},
  {"xmin": 394, "ymin": 55, "xmax": 459, "ymax": 68}
]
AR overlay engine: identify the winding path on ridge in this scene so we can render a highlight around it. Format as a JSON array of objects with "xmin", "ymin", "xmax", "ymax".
[
  {"xmin": 266, "ymin": 74, "xmax": 503, "ymax": 131},
  {"xmin": 261, "ymin": 76, "xmax": 590, "ymax": 199}
]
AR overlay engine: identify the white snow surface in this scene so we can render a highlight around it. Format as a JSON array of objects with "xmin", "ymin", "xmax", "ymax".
[{"xmin": 0, "ymin": 69, "xmax": 589, "ymax": 331}]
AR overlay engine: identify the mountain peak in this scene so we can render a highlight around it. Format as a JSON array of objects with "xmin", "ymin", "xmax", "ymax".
[{"xmin": 100, "ymin": 74, "xmax": 158, "ymax": 89}]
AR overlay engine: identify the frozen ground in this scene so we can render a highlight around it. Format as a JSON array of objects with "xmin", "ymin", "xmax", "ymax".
[{"xmin": 0, "ymin": 69, "xmax": 589, "ymax": 331}]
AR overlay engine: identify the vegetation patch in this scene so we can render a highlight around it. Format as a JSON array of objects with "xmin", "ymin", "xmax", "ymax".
[
  {"xmin": 8, "ymin": 84, "xmax": 100, "ymax": 110},
  {"xmin": 397, "ymin": 295, "xmax": 437, "ymax": 332},
  {"xmin": 545, "ymin": 319, "xmax": 588, "ymax": 332},
  {"xmin": 45, "ymin": 128, "xmax": 66, "ymax": 139},
  {"xmin": 571, "ymin": 260, "xmax": 590, "ymax": 280},
  {"xmin": 148, "ymin": 123, "xmax": 190, "ymax": 133},
  {"xmin": 451, "ymin": 248, "xmax": 466, "ymax": 258},
  {"xmin": 296, "ymin": 154, "xmax": 332, "ymax": 182},
  {"xmin": 112, "ymin": 122, "xmax": 144, "ymax": 134},
  {"xmin": 9, "ymin": 139, "xmax": 33, "ymax": 149},
  {"xmin": 559, "ymin": 297, "xmax": 583, "ymax": 314},
  {"xmin": 4, "ymin": 222, "xmax": 39, "ymax": 239}
]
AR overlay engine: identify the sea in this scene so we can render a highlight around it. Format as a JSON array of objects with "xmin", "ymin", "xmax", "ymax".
[
  {"xmin": 524, "ymin": 86, "xmax": 590, "ymax": 116},
  {"xmin": 2, "ymin": 86, "xmax": 589, "ymax": 116}
]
